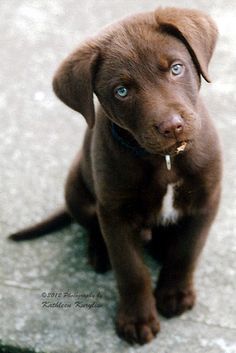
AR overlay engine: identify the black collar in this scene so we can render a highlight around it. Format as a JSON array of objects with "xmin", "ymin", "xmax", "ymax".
[
  {"xmin": 111, "ymin": 122, "xmax": 149, "ymax": 157},
  {"xmin": 111, "ymin": 122, "xmax": 188, "ymax": 170}
]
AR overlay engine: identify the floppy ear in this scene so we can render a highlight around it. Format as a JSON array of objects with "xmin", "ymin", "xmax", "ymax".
[
  {"xmin": 155, "ymin": 8, "xmax": 218, "ymax": 82},
  {"xmin": 53, "ymin": 42, "xmax": 99, "ymax": 128}
]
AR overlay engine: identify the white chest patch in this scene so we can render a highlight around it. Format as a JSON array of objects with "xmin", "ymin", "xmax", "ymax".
[{"xmin": 158, "ymin": 183, "xmax": 180, "ymax": 225}]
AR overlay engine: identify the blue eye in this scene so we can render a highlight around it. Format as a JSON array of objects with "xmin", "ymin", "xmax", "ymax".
[
  {"xmin": 171, "ymin": 63, "xmax": 184, "ymax": 76},
  {"xmin": 115, "ymin": 86, "xmax": 128, "ymax": 98}
]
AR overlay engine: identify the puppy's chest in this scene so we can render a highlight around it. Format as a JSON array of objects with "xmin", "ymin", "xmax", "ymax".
[{"xmin": 157, "ymin": 182, "xmax": 181, "ymax": 225}]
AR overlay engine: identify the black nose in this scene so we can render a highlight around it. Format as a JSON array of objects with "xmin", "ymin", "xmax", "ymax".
[{"xmin": 157, "ymin": 115, "xmax": 184, "ymax": 138}]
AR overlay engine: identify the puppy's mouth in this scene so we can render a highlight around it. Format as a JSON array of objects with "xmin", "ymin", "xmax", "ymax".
[
  {"xmin": 111, "ymin": 122, "xmax": 191, "ymax": 158},
  {"xmin": 160, "ymin": 140, "xmax": 190, "ymax": 156},
  {"xmin": 140, "ymin": 138, "xmax": 191, "ymax": 157}
]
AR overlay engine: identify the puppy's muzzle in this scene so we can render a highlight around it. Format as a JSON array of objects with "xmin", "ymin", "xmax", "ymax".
[{"xmin": 156, "ymin": 114, "xmax": 184, "ymax": 139}]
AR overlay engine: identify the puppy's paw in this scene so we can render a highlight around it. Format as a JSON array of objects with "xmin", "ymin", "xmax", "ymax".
[
  {"xmin": 155, "ymin": 286, "xmax": 196, "ymax": 318},
  {"xmin": 116, "ymin": 304, "xmax": 160, "ymax": 345},
  {"xmin": 88, "ymin": 244, "xmax": 111, "ymax": 273},
  {"xmin": 87, "ymin": 236, "xmax": 111, "ymax": 273}
]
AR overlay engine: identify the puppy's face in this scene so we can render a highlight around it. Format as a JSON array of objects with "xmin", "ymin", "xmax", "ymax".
[
  {"xmin": 94, "ymin": 26, "xmax": 201, "ymax": 154},
  {"xmin": 53, "ymin": 8, "xmax": 218, "ymax": 155}
]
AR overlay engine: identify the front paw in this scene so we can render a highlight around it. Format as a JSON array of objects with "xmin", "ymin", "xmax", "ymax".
[
  {"xmin": 155, "ymin": 286, "xmax": 196, "ymax": 318},
  {"xmin": 116, "ymin": 302, "xmax": 160, "ymax": 345}
]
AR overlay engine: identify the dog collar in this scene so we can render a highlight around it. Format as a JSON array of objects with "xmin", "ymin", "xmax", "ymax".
[
  {"xmin": 111, "ymin": 122, "xmax": 149, "ymax": 157},
  {"xmin": 111, "ymin": 122, "xmax": 187, "ymax": 170}
]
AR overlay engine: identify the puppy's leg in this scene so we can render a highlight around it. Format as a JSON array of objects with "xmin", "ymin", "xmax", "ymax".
[
  {"xmin": 154, "ymin": 212, "xmax": 216, "ymax": 318},
  {"xmin": 98, "ymin": 205, "xmax": 160, "ymax": 345},
  {"xmin": 65, "ymin": 168, "xmax": 110, "ymax": 273}
]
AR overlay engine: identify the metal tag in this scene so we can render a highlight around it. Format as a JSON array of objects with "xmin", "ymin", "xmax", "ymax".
[{"xmin": 165, "ymin": 155, "xmax": 171, "ymax": 171}]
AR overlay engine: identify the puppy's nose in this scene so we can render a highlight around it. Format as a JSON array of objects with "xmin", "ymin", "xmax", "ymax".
[{"xmin": 157, "ymin": 115, "xmax": 184, "ymax": 138}]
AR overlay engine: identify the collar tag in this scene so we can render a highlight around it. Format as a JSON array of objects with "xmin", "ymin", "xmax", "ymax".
[{"xmin": 165, "ymin": 155, "xmax": 171, "ymax": 171}]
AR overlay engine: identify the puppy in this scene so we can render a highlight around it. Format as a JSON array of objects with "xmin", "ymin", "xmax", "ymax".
[{"xmin": 10, "ymin": 7, "xmax": 222, "ymax": 345}]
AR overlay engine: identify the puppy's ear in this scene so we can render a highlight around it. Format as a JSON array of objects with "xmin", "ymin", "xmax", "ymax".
[
  {"xmin": 155, "ymin": 8, "xmax": 218, "ymax": 82},
  {"xmin": 53, "ymin": 42, "xmax": 99, "ymax": 128}
]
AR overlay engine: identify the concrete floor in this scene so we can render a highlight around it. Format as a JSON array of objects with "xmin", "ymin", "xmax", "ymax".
[{"xmin": 0, "ymin": 0, "xmax": 236, "ymax": 352}]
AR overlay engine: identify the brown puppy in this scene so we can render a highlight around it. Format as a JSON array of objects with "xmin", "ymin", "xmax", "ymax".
[{"xmin": 10, "ymin": 8, "xmax": 222, "ymax": 345}]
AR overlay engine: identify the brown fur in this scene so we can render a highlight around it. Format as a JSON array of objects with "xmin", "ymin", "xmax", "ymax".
[{"xmin": 9, "ymin": 8, "xmax": 222, "ymax": 345}]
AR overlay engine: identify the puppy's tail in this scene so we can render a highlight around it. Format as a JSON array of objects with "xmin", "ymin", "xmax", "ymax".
[{"xmin": 8, "ymin": 208, "xmax": 73, "ymax": 241}]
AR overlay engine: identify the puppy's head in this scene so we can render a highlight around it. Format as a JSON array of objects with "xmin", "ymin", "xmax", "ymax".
[{"xmin": 53, "ymin": 8, "xmax": 218, "ymax": 155}]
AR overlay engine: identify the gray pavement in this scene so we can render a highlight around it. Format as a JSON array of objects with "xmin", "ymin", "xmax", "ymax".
[{"xmin": 0, "ymin": 1, "xmax": 236, "ymax": 352}]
